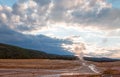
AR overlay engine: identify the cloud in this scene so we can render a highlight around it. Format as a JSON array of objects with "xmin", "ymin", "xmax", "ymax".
[
  {"xmin": 110, "ymin": 50, "xmax": 120, "ymax": 58},
  {"xmin": 34, "ymin": 0, "xmax": 51, "ymax": 6},
  {"xmin": 62, "ymin": 35, "xmax": 120, "ymax": 58},
  {"xmin": 106, "ymin": 29, "xmax": 120, "ymax": 36},
  {"xmin": 49, "ymin": 0, "xmax": 117, "ymax": 30},
  {"xmin": 0, "ymin": 0, "xmax": 51, "ymax": 32},
  {"xmin": 0, "ymin": 22, "xmax": 72, "ymax": 55},
  {"xmin": 67, "ymin": 0, "xmax": 120, "ymax": 30},
  {"xmin": 51, "ymin": 0, "xmax": 120, "ymax": 30},
  {"xmin": 0, "ymin": 0, "xmax": 119, "ymax": 33},
  {"xmin": 0, "ymin": 13, "xmax": 7, "ymax": 22},
  {"xmin": 0, "ymin": 0, "xmax": 120, "ymax": 58},
  {"xmin": 86, "ymin": 49, "xmax": 120, "ymax": 58}
]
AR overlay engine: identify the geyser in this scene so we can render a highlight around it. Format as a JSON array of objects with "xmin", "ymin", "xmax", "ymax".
[{"xmin": 73, "ymin": 44, "xmax": 100, "ymax": 74}]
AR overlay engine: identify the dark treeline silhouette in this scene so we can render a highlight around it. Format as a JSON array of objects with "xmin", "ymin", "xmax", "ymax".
[
  {"xmin": 83, "ymin": 56, "xmax": 120, "ymax": 62},
  {"xmin": 0, "ymin": 43, "xmax": 77, "ymax": 60}
]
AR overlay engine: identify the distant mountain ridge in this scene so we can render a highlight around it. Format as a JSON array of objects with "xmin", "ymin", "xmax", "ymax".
[
  {"xmin": 83, "ymin": 56, "xmax": 120, "ymax": 62},
  {"xmin": 0, "ymin": 43, "xmax": 77, "ymax": 60}
]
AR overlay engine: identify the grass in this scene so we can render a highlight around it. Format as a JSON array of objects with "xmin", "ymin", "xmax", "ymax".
[
  {"xmin": 0, "ymin": 59, "xmax": 80, "ymax": 69},
  {"xmin": 0, "ymin": 59, "xmax": 119, "ymax": 77},
  {"xmin": 91, "ymin": 61, "xmax": 120, "ymax": 67},
  {"xmin": 61, "ymin": 74, "xmax": 102, "ymax": 77},
  {"xmin": 102, "ymin": 68, "xmax": 120, "ymax": 74}
]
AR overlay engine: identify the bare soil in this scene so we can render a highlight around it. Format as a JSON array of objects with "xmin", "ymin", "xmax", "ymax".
[{"xmin": 0, "ymin": 59, "xmax": 119, "ymax": 77}]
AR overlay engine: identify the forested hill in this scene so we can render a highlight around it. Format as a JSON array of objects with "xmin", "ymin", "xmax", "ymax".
[{"xmin": 0, "ymin": 43, "xmax": 77, "ymax": 60}]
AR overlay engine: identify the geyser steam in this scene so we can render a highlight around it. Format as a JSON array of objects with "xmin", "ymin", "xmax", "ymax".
[
  {"xmin": 62, "ymin": 42, "xmax": 100, "ymax": 74},
  {"xmin": 74, "ymin": 43, "xmax": 86, "ymax": 61},
  {"xmin": 74, "ymin": 43, "xmax": 100, "ymax": 74}
]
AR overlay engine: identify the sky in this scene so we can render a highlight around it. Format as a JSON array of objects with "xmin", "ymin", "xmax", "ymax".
[{"xmin": 0, "ymin": 0, "xmax": 120, "ymax": 58}]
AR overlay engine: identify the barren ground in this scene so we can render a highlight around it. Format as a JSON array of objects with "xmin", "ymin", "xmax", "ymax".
[{"xmin": 0, "ymin": 59, "xmax": 119, "ymax": 77}]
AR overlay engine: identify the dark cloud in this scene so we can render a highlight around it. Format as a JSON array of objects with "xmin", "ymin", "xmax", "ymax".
[
  {"xmin": 0, "ymin": 23, "xmax": 72, "ymax": 55},
  {"xmin": 47, "ymin": 0, "xmax": 120, "ymax": 30},
  {"xmin": 34, "ymin": 0, "xmax": 51, "ymax": 6}
]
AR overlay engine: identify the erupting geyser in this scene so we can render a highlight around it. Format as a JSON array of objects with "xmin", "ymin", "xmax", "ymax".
[
  {"xmin": 62, "ymin": 39, "xmax": 101, "ymax": 74},
  {"xmin": 74, "ymin": 44, "xmax": 100, "ymax": 74}
]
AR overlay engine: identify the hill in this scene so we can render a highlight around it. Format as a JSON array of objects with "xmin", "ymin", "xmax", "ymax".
[
  {"xmin": 83, "ymin": 56, "xmax": 120, "ymax": 62},
  {"xmin": 0, "ymin": 43, "xmax": 77, "ymax": 60}
]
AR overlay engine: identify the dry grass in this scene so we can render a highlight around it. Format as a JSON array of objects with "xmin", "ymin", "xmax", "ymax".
[
  {"xmin": 0, "ymin": 59, "xmax": 80, "ymax": 69},
  {"xmin": 61, "ymin": 74, "xmax": 102, "ymax": 77},
  {"xmin": 102, "ymin": 69, "xmax": 120, "ymax": 74},
  {"xmin": 0, "ymin": 59, "xmax": 120, "ymax": 77},
  {"xmin": 0, "ymin": 59, "xmax": 119, "ymax": 69},
  {"xmin": 90, "ymin": 61, "xmax": 120, "ymax": 67}
]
